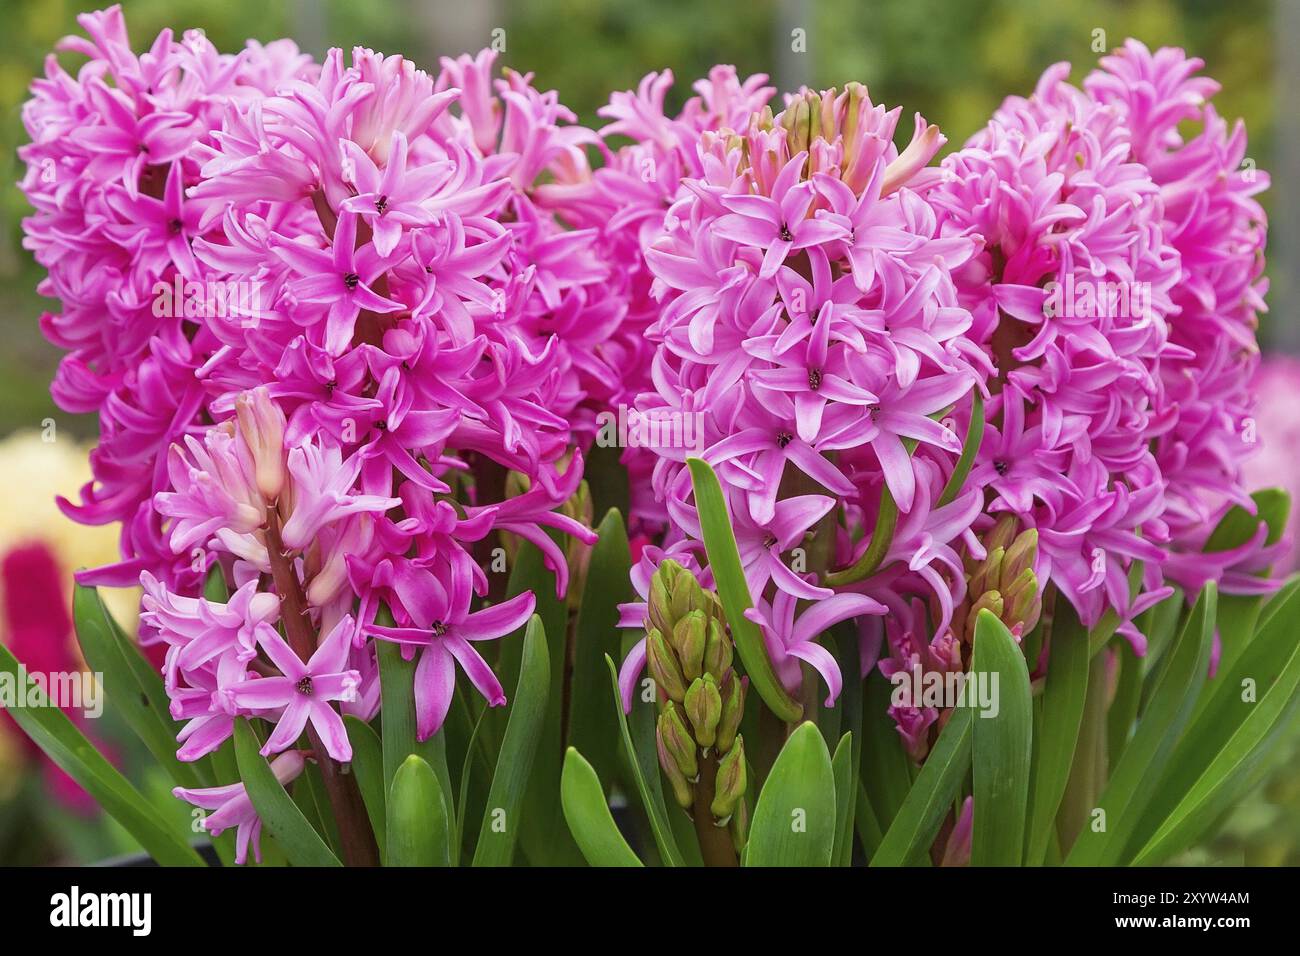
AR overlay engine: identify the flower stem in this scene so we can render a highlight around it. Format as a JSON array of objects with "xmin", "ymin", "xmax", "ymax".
[
  {"xmin": 265, "ymin": 508, "xmax": 380, "ymax": 867},
  {"xmin": 692, "ymin": 751, "xmax": 738, "ymax": 867}
]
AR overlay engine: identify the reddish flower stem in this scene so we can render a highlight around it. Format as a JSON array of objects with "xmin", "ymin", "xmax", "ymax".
[{"xmin": 264, "ymin": 507, "xmax": 380, "ymax": 867}]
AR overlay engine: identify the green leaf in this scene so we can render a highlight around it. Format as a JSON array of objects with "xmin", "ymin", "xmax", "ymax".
[
  {"xmin": 203, "ymin": 563, "xmax": 230, "ymax": 603},
  {"xmin": 72, "ymin": 584, "xmax": 209, "ymax": 791},
  {"xmin": 872, "ymin": 705, "xmax": 973, "ymax": 867},
  {"xmin": 343, "ymin": 716, "xmax": 386, "ymax": 863},
  {"xmin": 604, "ymin": 654, "xmax": 685, "ymax": 866},
  {"xmin": 830, "ymin": 732, "xmax": 855, "ymax": 866},
  {"xmin": 568, "ymin": 508, "xmax": 635, "ymax": 790},
  {"xmin": 1204, "ymin": 490, "xmax": 1290, "ymax": 676},
  {"xmin": 1065, "ymin": 584, "xmax": 1216, "ymax": 866},
  {"xmin": 1128, "ymin": 580, "xmax": 1300, "ymax": 862},
  {"xmin": 1135, "ymin": 670, "xmax": 1300, "ymax": 866},
  {"xmin": 387, "ymin": 754, "xmax": 451, "ymax": 867},
  {"xmin": 860, "ymin": 670, "xmax": 914, "ymax": 833},
  {"xmin": 561, "ymin": 747, "xmax": 642, "ymax": 867},
  {"xmin": 936, "ymin": 389, "xmax": 985, "ymax": 507},
  {"xmin": 746, "ymin": 721, "xmax": 836, "ymax": 867},
  {"xmin": 0, "ymin": 641, "xmax": 206, "ymax": 866},
  {"xmin": 687, "ymin": 457, "xmax": 803, "ymax": 723},
  {"xmin": 1024, "ymin": 603, "xmax": 1089, "ymax": 865},
  {"xmin": 831, "ymin": 628, "xmax": 864, "ymax": 866},
  {"xmin": 374, "ymin": 622, "xmax": 455, "ymax": 856},
  {"xmin": 496, "ymin": 537, "xmax": 578, "ymax": 866},
  {"xmin": 472, "ymin": 614, "xmax": 550, "ymax": 866},
  {"xmin": 232, "ymin": 718, "xmax": 340, "ymax": 867},
  {"xmin": 970, "ymin": 610, "xmax": 1032, "ymax": 866}
]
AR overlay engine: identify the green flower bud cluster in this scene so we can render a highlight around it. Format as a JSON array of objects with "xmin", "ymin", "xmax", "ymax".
[
  {"xmin": 949, "ymin": 516, "xmax": 1042, "ymax": 644},
  {"xmin": 647, "ymin": 560, "xmax": 749, "ymax": 847}
]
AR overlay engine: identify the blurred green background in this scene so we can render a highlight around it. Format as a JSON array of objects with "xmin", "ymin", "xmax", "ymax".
[{"xmin": 0, "ymin": 0, "xmax": 1295, "ymax": 864}]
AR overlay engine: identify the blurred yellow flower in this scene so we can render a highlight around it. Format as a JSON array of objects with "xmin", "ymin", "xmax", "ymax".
[{"xmin": 0, "ymin": 430, "xmax": 139, "ymax": 638}]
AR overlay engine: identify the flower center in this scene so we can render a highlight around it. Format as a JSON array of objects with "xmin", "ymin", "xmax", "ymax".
[
  {"xmin": 375, "ymin": 195, "xmax": 389, "ymax": 214},
  {"xmin": 808, "ymin": 368, "xmax": 823, "ymax": 391},
  {"xmin": 431, "ymin": 620, "xmax": 448, "ymax": 637},
  {"xmin": 994, "ymin": 459, "xmax": 1011, "ymax": 476},
  {"xmin": 776, "ymin": 430, "xmax": 793, "ymax": 448},
  {"xmin": 343, "ymin": 272, "xmax": 360, "ymax": 290},
  {"xmin": 779, "ymin": 224, "xmax": 794, "ymax": 242},
  {"xmin": 296, "ymin": 676, "xmax": 314, "ymax": 696},
  {"xmin": 168, "ymin": 218, "xmax": 184, "ymax": 234}
]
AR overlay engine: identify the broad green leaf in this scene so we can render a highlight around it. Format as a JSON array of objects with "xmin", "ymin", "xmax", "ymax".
[
  {"xmin": 604, "ymin": 654, "xmax": 685, "ymax": 866},
  {"xmin": 387, "ymin": 754, "xmax": 451, "ymax": 867},
  {"xmin": 855, "ymin": 782, "xmax": 885, "ymax": 858},
  {"xmin": 0, "ymin": 641, "xmax": 206, "ymax": 867},
  {"xmin": 970, "ymin": 611, "xmax": 1032, "ymax": 866},
  {"xmin": 1135, "ymin": 673, "xmax": 1300, "ymax": 865},
  {"xmin": 860, "ymin": 671, "xmax": 913, "ymax": 832},
  {"xmin": 872, "ymin": 705, "xmax": 973, "ymax": 867},
  {"xmin": 72, "ymin": 585, "xmax": 208, "ymax": 791},
  {"xmin": 293, "ymin": 762, "xmax": 342, "ymax": 857},
  {"xmin": 374, "ymin": 615, "xmax": 452, "ymax": 797},
  {"xmin": 453, "ymin": 707, "xmax": 486, "ymax": 864},
  {"xmin": 746, "ymin": 721, "xmax": 836, "ymax": 867},
  {"xmin": 1024, "ymin": 604, "xmax": 1089, "ymax": 865},
  {"xmin": 1127, "ymin": 581, "xmax": 1300, "ymax": 861},
  {"xmin": 830, "ymin": 732, "xmax": 855, "ymax": 867},
  {"xmin": 687, "ymin": 458, "xmax": 802, "ymax": 723},
  {"xmin": 568, "ymin": 508, "xmax": 635, "ymax": 789},
  {"xmin": 561, "ymin": 747, "xmax": 642, "ymax": 867},
  {"xmin": 343, "ymin": 716, "xmax": 386, "ymax": 862},
  {"xmin": 496, "ymin": 538, "xmax": 578, "ymax": 866},
  {"xmin": 1065, "ymin": 584, "xmax": 1216, "ymax": 866},
  {"xmin": 233, "ymin": 718, "xmax": 340, "ymax": 867},
  {"xmin": 831, "ymin": 626, "xmax": 863, "ymax": 866},
  {"xmin": 473, "ymin": 615, "xmax": 550, "ymax": 866},
  {"xmin": 1056, "ymin": 651, "xmax": 1109, "ymax": 853}
]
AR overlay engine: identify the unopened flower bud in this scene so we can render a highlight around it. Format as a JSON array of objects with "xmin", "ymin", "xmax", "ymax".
[
  {"xmin": 684, "ymin": 675, "xmax": 722, "ymax": 750},
  {"xmin": 984, "ymin": 515, "xmax": 1019, "ymax": 555},
  {"xmin": 968, "ymin": 546, "xmax": 1003, "ymax": 597},
  {"xmin": 782, "ymin": 96, "xmax": 812, "ymax": 155},
  {"xmin": 235, "ymin": 387, "xmax": 286, "ymax": 503},
  {"xmin": 1004, "ymin": 568, "xmax": 1041, "ymax": 632},
  {"xmin": 669, "ymin": 567, "xmax": 706, "ymax": 623},
  {"xmin": 672, "ymin": 611, "xmax": 707, "ymax": 681},
  {"xmin": 647, "ymin": 628, "xmax": 687, "ymax": 703},
  {"xmin": 729, "ymin": 794, "xmax": 750, "ymax": 852},
  {"xmin": 711, "ymin": 735, "xmax": 747, "ymax": 822},
  {"xmin": 648, "ymin": 571, "xmax": 674, "ymax": 636},
  {"xmin": 656, "ymin": 728, "xmax": 694, "ymax": 809},
  {"xmin": 658, "ymin": 702, "xmax": 698, "ymax": 781},
  {"xmin": 1000, "ymin": 529, "xmax": 1038, "ymax": 591},
  {"xmin": 702, "ymin": 616, "xmax": 732, "ymax": 678},
  {"xmin": 966, "ymin": 590, "xmax": 1004, "ymax": 636},
  {"xmin": 715, "ymin": 671, "xmax": 745, "ymax": 755}
]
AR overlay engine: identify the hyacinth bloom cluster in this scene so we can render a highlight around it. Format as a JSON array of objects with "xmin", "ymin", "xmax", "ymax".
[
  {"xmin": 18, "ymin": 7, "xmax": 1285, "ymax": 867},
  {"xmin": 615, "ymin": 81, "xmax": 991, "ymax": 713},
  {"xmin": 18, "ymin": 8, "xmax": 621, "ymax": 862}
]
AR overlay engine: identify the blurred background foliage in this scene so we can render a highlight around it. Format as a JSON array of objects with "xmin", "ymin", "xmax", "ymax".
[{"xmin": 0, "ymin": 0, "xmax": 1294, "ymax": 864}]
